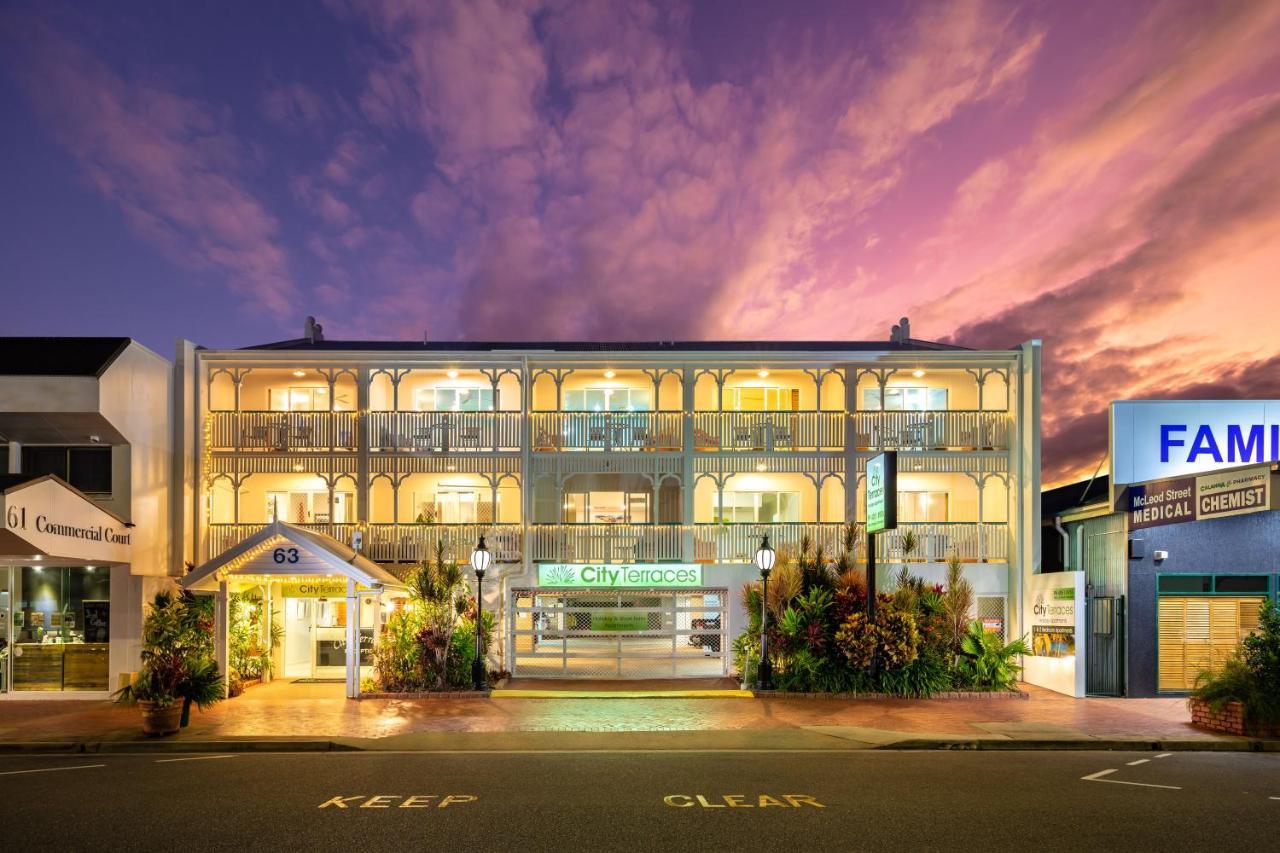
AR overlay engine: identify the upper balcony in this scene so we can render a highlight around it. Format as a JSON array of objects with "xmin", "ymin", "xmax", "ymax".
[{"xmin": 531, "ymin": 412, "xmax": 682, "ymax": 452}]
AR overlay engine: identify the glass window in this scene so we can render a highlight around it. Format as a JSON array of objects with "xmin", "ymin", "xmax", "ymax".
[
  {"xmin": 715, "ymin": 491, "xmax": 800, "ymax": 523},
  {"xmin": 269, "ymin": 386, "xmax": 331, "ymax": 411},
  {"xmin": 562, "ymin": 491, "xmax": 649, "ymax": 523},
  {"xmin": 1158, "ymin": 575, "xmax": 1212, "ymax": 594},
  {"xmin": 898, "ymin": 491, "xmax": 949, "ymax": 523},
  {"xmin": 21, "ymin": 447, "xmax": 112, "ymax": 495},
  {"xmin": 266, "ymin": 490, "xmax": 353, "ymax": 524},
  {"xmin": 415, "ymin": 387, "xmax": 495, "ymax": 412},
  {"xmin": 22, "ymin": 446, "xmax": 69, "ymax": 480},
  {"xmin": 69, "ymin": 448, "xmax": 112, "ymax": 494},
  {"xmin": 11, "ymin": 566, "xmax": 111, "ymax": 692},
  {"xmin": 726, "ymin": 387, "xmax": 796, "ymax": 411},
  {"xmin": 1213, "ymin": 575, "xmax": 1270, "ymax": 594},
  {"xmin": 862, "ymin": 387, "xmax": 948, "ymax": 411},
  {"xmin": 563, "ymin": 388, "xmax": 651, "ymax": 412}
]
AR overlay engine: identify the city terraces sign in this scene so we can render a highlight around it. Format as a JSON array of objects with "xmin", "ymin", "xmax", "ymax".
[{"xmin": 537, "ymin": 563, "xmax": 703, "ymax": 589}]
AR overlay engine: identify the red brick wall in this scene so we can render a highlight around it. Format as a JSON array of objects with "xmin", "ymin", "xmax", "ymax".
[{"xmin": 1189, "ymin": 697, "xmax": 1278, "ymax": 737}]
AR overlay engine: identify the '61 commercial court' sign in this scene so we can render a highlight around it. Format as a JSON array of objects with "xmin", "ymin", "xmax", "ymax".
[
  {"xmin": 2, "ymin": 475, "xmax": 133, "ymax": 564},
  {"xmin": 1127, "ymin": 464, "xmax": 1271, "ymax": 530}
]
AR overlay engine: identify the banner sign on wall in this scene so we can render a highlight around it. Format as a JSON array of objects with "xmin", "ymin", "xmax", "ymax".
[
  {"xmin": 1111, "ymin": 400, "xmax": 1280, "ymax": 485},
  {"xmin": 1127, "ymin": 465, "xmax": 1270, "ymax": 530},
  {"xmin": 538, "ymin": 563, "xmax": 703, "ymax": 588}
]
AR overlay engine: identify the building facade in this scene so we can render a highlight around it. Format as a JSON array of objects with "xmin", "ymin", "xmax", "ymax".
[
  {"xmin": 0, "ymin": 338, "xmax": 173, "ymax": 697},
  {"xmin": 175, "ymin": 332, "xmax": 1042, "ymax": 682},
  {"xmin": 1105, "ymin": 401, "xmax": 1280, "ymax": 698}
]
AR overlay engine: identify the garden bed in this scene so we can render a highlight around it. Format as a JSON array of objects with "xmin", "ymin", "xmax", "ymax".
[
  {"xmin": 358, "ymin": 690, "xmax": 491, "ymax": 700},
  {"xmin": 1189, "ymin": 697, "xmax": 1278, "ymax": 737},
  {"xmin": 752, "ymin": 689, "xmax": 1027, "ymax": 700}
]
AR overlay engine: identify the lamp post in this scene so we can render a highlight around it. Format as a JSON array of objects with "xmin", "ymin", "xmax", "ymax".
[
  {"xmin": 470, "ymin": 536, "xmax": 492, "ymax": 692},
  {"xmin": 754, "ymin": 534, "xmax": 776, "ymax": 691}
]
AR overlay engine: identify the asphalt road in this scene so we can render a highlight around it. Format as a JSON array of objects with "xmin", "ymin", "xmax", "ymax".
[{"xmin": 0, "ymin": 749, "xmax": 1275, "ymax": 851}]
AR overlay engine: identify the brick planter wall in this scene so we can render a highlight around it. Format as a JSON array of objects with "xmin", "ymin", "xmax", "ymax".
[{"xmin": 1189, "ymin": 697, "xmax": 1279, "ymax": 737}]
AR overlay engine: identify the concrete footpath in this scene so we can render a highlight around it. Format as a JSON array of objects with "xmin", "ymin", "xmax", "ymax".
[{"xmin": 0, "ymin": 680, "xmax": 1274, "ymax": 753}]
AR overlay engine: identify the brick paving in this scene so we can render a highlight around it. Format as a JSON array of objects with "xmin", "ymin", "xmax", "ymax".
[{"xmin": 0, "ymin": 679, "xmax": 1213, "ymax": 743}]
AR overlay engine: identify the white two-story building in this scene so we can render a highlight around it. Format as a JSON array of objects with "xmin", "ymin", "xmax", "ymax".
[{"xmin": 175, "ymin": 325, "xmax": 1041, "ymax": 685}]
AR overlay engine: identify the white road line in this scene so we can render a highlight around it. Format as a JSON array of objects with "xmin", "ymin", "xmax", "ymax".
[
  {"xmin": 1156, "ymin": 753, "xmax": 1172, "ymax": 758},
  {"xmin": 155, "ymin": 754, "xmax": 236, "ymax": 763},
  {"xmin": 0, "ymin": 764, "xmax": 106, "ymax": 776},
  {"xmin": 1081, "ymin": 768, "xmax": 1181, "ymax": 790},
  {"xmin": 1271, "ymin": 797, "xmax": 1280, "ymax": 801},
  {"xmin": 1126, "ymin": 759, "xmax": 1150, "ymax": 766}
]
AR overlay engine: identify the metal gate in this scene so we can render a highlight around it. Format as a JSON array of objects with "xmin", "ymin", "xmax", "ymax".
[
  {"xmin": 1086, "ymin": 596, "xmax": 1125, "ymax": 696},
  {"xmin": 510, "ymin": 588, "xmax": 729, "ymax": 678}
]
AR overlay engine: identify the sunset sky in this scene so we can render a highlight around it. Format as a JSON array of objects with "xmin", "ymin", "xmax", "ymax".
[{"xmin": 2, "ymin": 0, "xmax": 1279, "ymax": 484}]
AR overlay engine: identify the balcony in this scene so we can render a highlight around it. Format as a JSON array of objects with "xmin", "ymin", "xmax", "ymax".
[
  {"xmin": 205, "ymin": 523, "xmax": 523, "ymax": 564},
  {"xmin": 368, "ymin": 411, "xmax": 522, "ymax": 452},
  {"xmin": 531, "ymin": 412, "xmax": 683, "ymax": 452},
  {"xmin": 692, "ymin": 521, "xmax": 1008, "ymax": 563},
  {"xmin": 529, "ymin": 523, "xmax": 683, "ymax": 562},
  {"xmin": 692, "ymin": 522, "xmax": 847, "ymax": 562},
  {"xmin": 207, "ymin": 411, "xmax": 358, "ymax": 452},
  {"xmin": 692, "ymin": 412, "xmax": 843, "ymax": 451},
  {"xmin": 852, "ymin": 411, "xmax": 1009, "ymax": 451}
]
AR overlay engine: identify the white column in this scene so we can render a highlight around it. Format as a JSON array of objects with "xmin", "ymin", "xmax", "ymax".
[
  {"xmin": 6, "ymin": 441, "xmax": 19, "ymax": 473},
  {"xmin": 214, "ymin": 581, "xmax": 230, "ymax": 690},
  {"xmin": 680, "ymin": 367, "xmax": 695, "ymax": 562},
  {"xmin": 345, "ymin": 578, "xmax": 359, "ymax": 699}
]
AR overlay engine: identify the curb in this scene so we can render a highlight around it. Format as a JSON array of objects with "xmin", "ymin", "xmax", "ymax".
[
  {"xmin": 881, "ymin": 738, "xmax": 1280, "ymax": 752},
  {"xmin": 0, "ymin": 740, "xmax": 359, "ymax": 754},
  {"xmin": 0, "ymin": 735, "xmax": 1275, "ymax": 754}
]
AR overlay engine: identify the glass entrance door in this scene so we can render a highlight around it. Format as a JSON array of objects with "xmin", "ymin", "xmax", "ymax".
[{"xmin": 284, "ymin": 598, "xmax": 313, "ymax": 677}]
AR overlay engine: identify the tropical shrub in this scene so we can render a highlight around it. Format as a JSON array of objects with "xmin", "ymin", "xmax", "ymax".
[
  {"xmin": 228, "ymin": 591, "xmax": 281, "ymax": 688},
  {"xmin": 1193, "ymin": 599, "xmax": 1280, "ymax": 725},
  {"xmin": 942, "ymin": 555, "xmax": 975, "ymax": 653},
  {"xmin": 955, "ymin": 620, "xmax": 1031, "ymax": 690},
  {"xmin": 372, "ymin": 540, "xmax": 487, "ymax": 691},
  {"xmin": 114, "ymin": 591, "xmax": 224, "ymax": 727}
]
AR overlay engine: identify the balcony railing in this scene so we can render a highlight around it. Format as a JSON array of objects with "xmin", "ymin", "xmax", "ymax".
[
  {"xmin": 208, "ymin": 411, "xmax": 359, "ymax": 452},
  {"xmin": 692, "ymin": 521, "xmax": 1008, "ymax": 563},
  {"xmin": 692, "ymin": 412, "xmax": 843, "ymax": 451},
  {"xmin": 692, "ymin": 522, "xmax": 847, "ymax": 563},
  {"xmin": 531, "ymin": 412, "xmax": 683, "ymax": 451},
  {"xmin": 205, "ymin": 520, "xmax": 1007, "ymax": 565},
  {"xmin": 205, "ymin": 522, "xmax": 523, "ymax": 564},
  {"xmin": 529, "ymin": 523, "xmax": 684, "ymax": 562},
  {"xmin": 362, "ymin": 523, "xmax": 523, "ymax": 563},
  {"xmin": 853, "ymin": 411, "xmax": 1009, "ymax": 450},
  {"xmin": 368, "ymin": 411, "xmax": 522, "ymax": 452}
]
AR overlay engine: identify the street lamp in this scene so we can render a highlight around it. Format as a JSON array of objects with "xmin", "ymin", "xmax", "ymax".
[
  {"xmin": 470, "ymin": 536, "xmax": 492, "ymax": 691},
  {"xmin": 754, "ymin": 534, "xmax": 776, "ymax": 691}
]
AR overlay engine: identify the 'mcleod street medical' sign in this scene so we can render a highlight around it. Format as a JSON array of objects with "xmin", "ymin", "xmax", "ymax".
[{"xmin": 1111, "ymin": 401, "xmax": 1280, "ymax": 485}]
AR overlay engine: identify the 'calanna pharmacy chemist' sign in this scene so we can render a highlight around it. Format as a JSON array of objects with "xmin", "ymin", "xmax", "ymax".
[{"xmin": 1128, "ymin": 465, "xmax": 1270, "ymax": 530}]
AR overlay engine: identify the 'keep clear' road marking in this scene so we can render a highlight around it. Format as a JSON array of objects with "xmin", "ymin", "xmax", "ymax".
[
  {"xmin": 664, "ymin": 794, "xmax": 825, "ymax": 809},
  {"xmin": 319, "ymin": 795, "xmax": 478, "ymax": 809},
  {"xmin": 0, "ymin": 764, "xmax": 106, "ymax": 776},
  {"xmin": 1081, "ymin": 769, "xmax": 1181, "ymax": 790}
]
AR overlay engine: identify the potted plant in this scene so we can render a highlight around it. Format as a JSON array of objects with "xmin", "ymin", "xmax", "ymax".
[{"xmin": 115, "ymin": 590, "xmax": 225, "ymax": 735}]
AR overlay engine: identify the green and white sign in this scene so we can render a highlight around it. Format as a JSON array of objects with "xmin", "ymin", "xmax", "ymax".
[
  {"xmin": 866, "ymin": 451, "xmax": 898, "ymax": 533},
  {"xmin": 590, "ymin": 613, "xmax": 651, "ymax": 632},
  {"xmin": 538, "ymin": 563, "xmax": 703, "ymax": 588}
]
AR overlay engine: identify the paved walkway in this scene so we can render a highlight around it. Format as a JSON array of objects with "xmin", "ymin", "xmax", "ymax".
[{"xmin": 0, "ymin": 679, "xmax": 1220, "ymax": 747}]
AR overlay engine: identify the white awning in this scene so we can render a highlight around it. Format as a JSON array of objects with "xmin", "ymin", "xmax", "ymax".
[{"xmin": 180, "ymin": 521, "xmax": 405, "ymax": 592}]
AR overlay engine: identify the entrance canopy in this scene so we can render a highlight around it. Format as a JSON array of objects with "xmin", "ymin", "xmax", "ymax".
[
  {"xmin": 0, "ymin": 473, "xmax": 133, "ymax": 566},
  {"xmin": 181, "ymin": 521, "xmax": 405, "ymax": 592}
]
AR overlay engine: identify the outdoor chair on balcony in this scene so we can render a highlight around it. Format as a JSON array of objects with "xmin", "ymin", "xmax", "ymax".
[
  {"xmin": 244, "ymin": 425, "xmax": 272, "ymax": 449},
  {"xmin": 457, "ymin": 427, "xmax": 482, "ymax": 448}
]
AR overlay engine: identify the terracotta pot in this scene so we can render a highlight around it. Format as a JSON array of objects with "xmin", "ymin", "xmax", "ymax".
[{"xmin": 138, "ymin": 700, "xmax": 183, "ymax": 737}]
